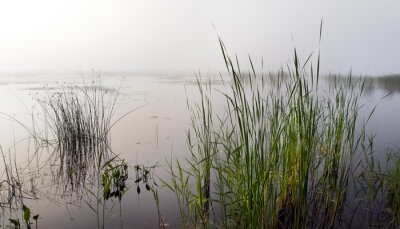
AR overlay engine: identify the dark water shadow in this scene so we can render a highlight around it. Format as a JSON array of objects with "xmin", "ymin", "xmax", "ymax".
[
  {"xmin": 373, "ymin": 74, "xmax": 400, "ymax": 95},
  {"xmin": 324, "ymin": 74, "xmax": 400, "ymax": 97}
]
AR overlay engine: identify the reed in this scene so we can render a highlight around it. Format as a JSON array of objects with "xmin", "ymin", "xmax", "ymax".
[
  {"xmin": 364, "ymin": 150, "xmax": 400, "ymax": 227},
  {"xmin": 163, "ymin": 36, "xmax": 370, "ymax": 228},
  {"xmin": 385, "ymin": 153, "xmax": 400, "ymax": 225},
  {"xmin": 35, "ymin": 73, "xmax": 119, "ymax": 192}
]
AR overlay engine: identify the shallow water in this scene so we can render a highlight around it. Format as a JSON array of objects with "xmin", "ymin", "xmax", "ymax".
[{"xmin": 0, "ymin": 73, "xmax": 399, "ymax": 228}]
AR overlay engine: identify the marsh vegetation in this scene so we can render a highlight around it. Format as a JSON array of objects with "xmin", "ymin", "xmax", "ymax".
[
  {"xmin": 0, "ymin": 44, "xmax": 400, "ymax": 228},
  {"xmin": 163, "ymin": 41, "xmax": 400, "ymax": 228}
]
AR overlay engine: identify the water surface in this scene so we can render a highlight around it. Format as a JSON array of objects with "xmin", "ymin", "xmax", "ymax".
[{"xmin": 0, "ymin": 73, "xmax": 399, "ymax": 228}]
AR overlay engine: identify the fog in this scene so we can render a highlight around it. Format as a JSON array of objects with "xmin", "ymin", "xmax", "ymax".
[{"xmin": 0, "ymin": 0, "xmax": 399, "ymax": 75}]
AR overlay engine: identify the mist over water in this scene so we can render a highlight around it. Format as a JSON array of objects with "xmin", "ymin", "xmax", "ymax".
[
  {"xmin": 0, "ymin": 0, "xmax": 399, "ymax": 75},
  {"xmin": 1, "ymin": 1, "xmax": 400, "ymax": 228},
  {"xmin": 0, "ymin": 72, "xmax": 398, "ymax": 228}
]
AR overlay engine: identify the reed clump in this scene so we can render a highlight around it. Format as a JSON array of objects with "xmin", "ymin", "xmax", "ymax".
[
  {"xmin": 370, "ymin": 151, "xmax": 400, "ymax": 227},
  {"xmin": 385, "ymin": 154, "xmax": 400, "ymax": 225},
  {"xmin": 35, "ymin": 74, "xmax": 119, "ymax": 191},
  {"xmin": 163, "ymin": 37, "xmax": 372, "ymax": 228}
]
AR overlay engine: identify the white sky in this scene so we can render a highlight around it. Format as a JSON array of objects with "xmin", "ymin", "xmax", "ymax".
[{"xmin": 0, "ymin": 0, "xmax": 399, "ymax": 75}]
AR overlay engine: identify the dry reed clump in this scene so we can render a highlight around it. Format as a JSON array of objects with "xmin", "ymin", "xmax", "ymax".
[{"xmin": 35, "ymin": 74, "xmax": 119, "ymax": 191}]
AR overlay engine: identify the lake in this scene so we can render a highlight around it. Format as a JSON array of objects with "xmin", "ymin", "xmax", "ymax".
[{"xmin": 0, "ymin": 72, "xmax": 399, "ymax": 228}]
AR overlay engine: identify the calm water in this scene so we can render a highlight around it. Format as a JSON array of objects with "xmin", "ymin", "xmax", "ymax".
[{"xmin": 0, "ymin": 73, "xmax": 399, "ymax": 228}]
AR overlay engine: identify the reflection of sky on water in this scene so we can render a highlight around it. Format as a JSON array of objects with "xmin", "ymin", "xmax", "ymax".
[
  {"xmin": 362, "ymin": 89, "xmax": 400, "ymax": 150},
  {"xmin": 1, "ymin": 73, "xmax": 400, "ymax": 228},
  {"xmin": 0, "ymin": 74, "xmax": 188, "ymax": 228}
]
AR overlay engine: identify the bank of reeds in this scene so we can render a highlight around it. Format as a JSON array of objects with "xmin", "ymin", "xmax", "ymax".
[{"xmin": 162, "ymin": 38, "xmax": 376, "ymax": 228}]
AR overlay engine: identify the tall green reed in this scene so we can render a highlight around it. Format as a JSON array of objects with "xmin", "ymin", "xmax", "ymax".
[
  {"xmin": 163, "ymin": 37, "xmax": 368, "ymax": 228},
  {"xmin": 385, "ymin": 153, "xmax": 400, "ymax": 226},
  {"xmin": 360, "ymin": 148, "xmax": 400, "ymax": 227}
]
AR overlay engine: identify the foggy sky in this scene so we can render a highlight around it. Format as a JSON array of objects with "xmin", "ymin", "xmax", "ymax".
[{"xmin": 0, "ymin": 0, "xmax": 399, "ymax": 76}]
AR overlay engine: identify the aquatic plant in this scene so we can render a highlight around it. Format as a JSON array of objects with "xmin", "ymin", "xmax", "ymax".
[
  {"xmin": 0, "ymin": 146, "xmax": 39, "ymax": 215},
  {"xmin": 163, "ymin": 34, "xmax": 374, "ymax": 228},
  {"xmin": 101, "ymin": 156, "xmax": 128, "ymax": 201},
  {"xmin": 34, "ymin": 73, "xmax": 120, "ymax": 192},
  {"xmin": 385, "ymin": 153, "xmax": 400, "ymax": 225},
  {"xmin": 363, "ymin": 150, "xmax": 400, "ymax": 227},
  {"xmin": 9, "ymin": 204, "xmax": 39, "ymax": 229},
  {"xmin": 134, "ymin": 164, "xmax": 157, "ymax": 195},
  {"xmin": 101, "ymin": 156, "xmax": 128, "ymax": 229}
]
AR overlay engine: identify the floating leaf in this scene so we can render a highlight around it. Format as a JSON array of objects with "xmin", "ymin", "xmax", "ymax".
[
  {"xmin": 137, "ymin": 185, "xmax": 141, "ymax": 194},
  {"xmin": 9, "ymin": 218, "xmax": 20, "ymax": 227},
  {"xmin": 22, "ymin": 205, "xmax": 31, "ymax": 222}
]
